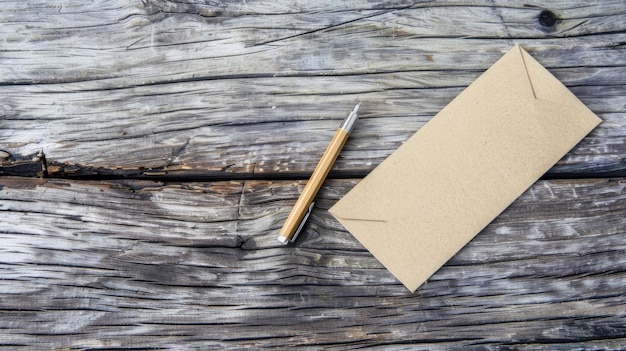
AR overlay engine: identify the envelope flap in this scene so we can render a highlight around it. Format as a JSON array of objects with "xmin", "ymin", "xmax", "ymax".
[
  {"xmin": 518, "ymin": 45, "xmax": 601, "ymax": 146},
  {"xmin": 329, "ymin": 215, "xmax": 445, "ymax": 292},
  {"xmin": 520, "ymin": 46, "xmax": 603, "ymax": 124}
]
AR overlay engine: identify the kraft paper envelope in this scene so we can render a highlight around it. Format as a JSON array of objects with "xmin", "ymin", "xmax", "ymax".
[{"xmin": 329, "ymin": 45, "xmax": 601, "ymax": 292}]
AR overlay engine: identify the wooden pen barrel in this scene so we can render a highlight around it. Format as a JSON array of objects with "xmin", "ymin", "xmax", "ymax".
[{"xmin": 278, "ymin": 128, "xmax": 350, "ymax": 241}]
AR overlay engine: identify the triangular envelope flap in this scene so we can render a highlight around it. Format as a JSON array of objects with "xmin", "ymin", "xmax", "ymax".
[
  {"xmin": 520, "ymin": 46, "xmax": 602, "ymax": 127},
  {"xmin": 460, "ymin": 44, "xmax": 537, "ymax": 102},
  {"xmin": 329, "ymin": 45, "xmax": 602, "ymax": 292},
  {"xmin": 329, "ymin": 172, "xmax": 394, "ymax": 222},
  {"xmin": 518, "ymin": 46, "xmax": 601, "ymax": 167},
  {"xmin": 332, "ymin": 217, "xmax": 445, "ymax": 292},
  {"xmin": 519, "ymin": 45, "xmax": 581, "ymax": 103}
]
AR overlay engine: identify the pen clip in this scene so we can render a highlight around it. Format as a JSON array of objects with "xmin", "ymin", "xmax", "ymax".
[{"xmin": 291, "ymin": 202, "xmax": 315, "ymax": 243}]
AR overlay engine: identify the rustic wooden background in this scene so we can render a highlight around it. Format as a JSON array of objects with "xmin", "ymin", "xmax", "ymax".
[{"xmin": 1, "ymin": 0, "xmax": 625, "ymax": 349}]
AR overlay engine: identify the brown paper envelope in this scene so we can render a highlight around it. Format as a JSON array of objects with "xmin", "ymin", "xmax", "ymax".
[{"xmin": 329, "ymin": 45, "xmax": 602, "ymax": 292}]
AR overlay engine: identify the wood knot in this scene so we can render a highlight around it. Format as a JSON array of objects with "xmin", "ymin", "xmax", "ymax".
[{"xmin": 538, "ymin": 10, "xmax": 558, "ymax": 28}]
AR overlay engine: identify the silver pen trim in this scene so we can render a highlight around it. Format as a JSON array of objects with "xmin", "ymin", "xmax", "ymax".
[
  {"xmin": 290, "ymin": 201, "xmax": 314, "ymax": 243},
  {"xmin": 339, "ymin": 102, "xmax": 361, "ymax": 133}
]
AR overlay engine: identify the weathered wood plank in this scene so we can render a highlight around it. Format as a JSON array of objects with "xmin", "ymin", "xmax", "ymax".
[
  {"xmin": 0, "ymin": 176, "xmax": 624, "ymax": 349},
  {"xmin": 1, "ymin": 1, "xmax": 624, "ymax": 178}
]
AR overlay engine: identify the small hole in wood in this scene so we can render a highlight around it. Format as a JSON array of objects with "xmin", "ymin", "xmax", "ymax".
[{"xmin": 538, "ymin": 10, "xmax": 558, "ymax": 27}]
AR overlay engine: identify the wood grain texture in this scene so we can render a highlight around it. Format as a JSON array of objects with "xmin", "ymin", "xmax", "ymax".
[
  {"xmin": 1, "ymin": 0, "xmax": 625, "ymax": 178},
  {"xmin": 0, "ymin": 176, "xmax": 625, "ymax": 349},
  {"xmin": 1, "ymin": 0, "xmax": 625, "ymax": 349}
]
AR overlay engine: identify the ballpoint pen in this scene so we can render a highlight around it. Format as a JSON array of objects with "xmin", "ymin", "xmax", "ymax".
[{"xmin": 277, "ymin": 102, "xmax": 361, "ymax": 244}]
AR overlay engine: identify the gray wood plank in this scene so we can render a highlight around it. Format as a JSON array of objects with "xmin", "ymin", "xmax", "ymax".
[
  {"xmin": 1, "ymin": 1, "xmax": 624, "ymax": 178},
  {"xmin": 0, "ymin": 176, "xmax": 624, "ymax": 349}
]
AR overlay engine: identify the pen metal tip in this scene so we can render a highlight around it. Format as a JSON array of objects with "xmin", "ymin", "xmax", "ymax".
[{"xmin": 340, "ymin": 102, "xmax": 361, "ymax": 133}]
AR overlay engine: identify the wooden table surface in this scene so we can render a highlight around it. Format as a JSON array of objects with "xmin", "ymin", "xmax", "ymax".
[{"xmin": 1, "ymin": 1, "xmax": 625, "ymax": 349}]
